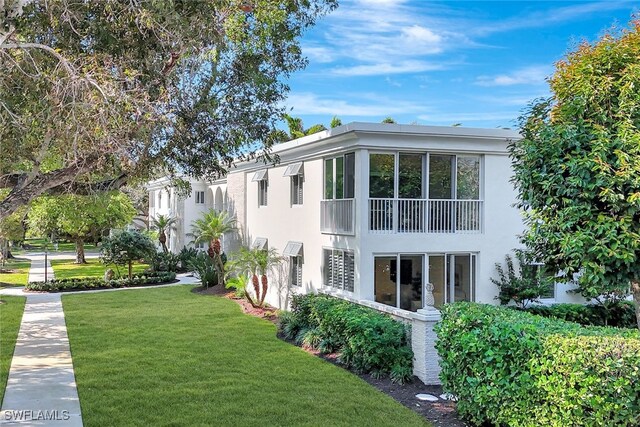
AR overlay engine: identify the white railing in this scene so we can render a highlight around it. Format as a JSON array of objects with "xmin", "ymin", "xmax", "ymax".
[
  {"xmin": 369, "ymin": 198, "xmax": 483, "ymax": 234},
  {"xmin": 321, "ymin": 199, "xmax": 355, "ymax": 235}
]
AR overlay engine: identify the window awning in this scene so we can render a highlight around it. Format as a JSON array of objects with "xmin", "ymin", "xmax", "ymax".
[
  {"xmin": 252, "ymin": 237, "xmax": 268, "ymax": 250},
  {"xmin": 283, "ymin": 241, "xmax": 303, "ymax": 257},
  {"xmin": 283, "ymin": 162, "xmax": 303, "ymax": 177},
  {"xmin": 252, "ymin": 169, "xmax": 268, "ymax": 182}
]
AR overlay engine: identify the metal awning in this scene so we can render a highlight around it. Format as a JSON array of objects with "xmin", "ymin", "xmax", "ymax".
[
  {"xmin": 252, "ymin": 169, "xmax": 268, "ymax": 182},
  {"xmin": 282, "ymin": 241, "xmax": 303, "ymax": 257},
  {"xmin": 282, "ymin": 162, "xmax": 303, "ymax": 177},
  {"xmin": 252, "ymin": 237, "xmax": 268, "ymax": 250}
]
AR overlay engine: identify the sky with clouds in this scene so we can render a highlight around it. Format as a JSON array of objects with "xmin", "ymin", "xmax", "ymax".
[{"xmin": 284, "ymin": 0, "xmax": 638, "ymax": 130}]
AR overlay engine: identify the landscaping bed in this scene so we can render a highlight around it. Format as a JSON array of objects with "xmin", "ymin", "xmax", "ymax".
[{"xmin": 25, "ymin": 272, "xmax": 176, "ymax": 292}]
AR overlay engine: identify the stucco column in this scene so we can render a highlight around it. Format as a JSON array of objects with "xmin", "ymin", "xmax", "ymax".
[{"xmin": 412, "ymin": 282, "xmax": 441, "ymax": 384}]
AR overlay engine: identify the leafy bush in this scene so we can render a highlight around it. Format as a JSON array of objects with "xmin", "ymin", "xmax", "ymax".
[
  {"xmin": 279, "ymin": 293, "xmax": 413, "ymax": 384},
  {"xmin": 225, "ymin": 274, "xmax": 247, "ymax": 298},
  {"xmin": 188, "ymin": 252, "xmax": 218, "ymax": 289},
  {"xmin": 521, "ymin": 301, "xmax": 637, "ymax": 329},
  {"xmin": 25, "ymin": 272, "xmax": 176, "ymax": 292},
  {"xmin": 435, "ymin": 302, "xmax": 640, "ymax": 426},
  {"xmin": 491, "ymin": 251, "xmax": 553, "ymax": 308},
  {"xmin": 177, "ymin": 247, "xmax": 199, "ymax": 272},
  {"xmin": 148, "ymin": 251, "xmax": 180, "ymax": 273},
  {"xmin": 101, "ymin": 231, "xmax": 156, "ymax": 279}
]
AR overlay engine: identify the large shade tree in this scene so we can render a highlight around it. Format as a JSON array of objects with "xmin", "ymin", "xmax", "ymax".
[
  {"xmin": 509, "ymin": 20, "xmax": 640, "ymax": 330},
  {"xmin": 0, "ymin": 0, "xmax": 337, "ymax": 219}
]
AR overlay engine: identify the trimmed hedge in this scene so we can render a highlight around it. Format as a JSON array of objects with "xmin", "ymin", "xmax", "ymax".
[
  {"xmin": 279, "ymin": 293, "xmax": 413, "ymax": 383},
  {"xmin": 25, "ymin": 272, "xmax": 177, "ymax": 292},
  {"xmin": 520, "ymin": 301, "xmax": 636, "ymax": 329},
  {"xmin": 435, "ymin": 302, "xmax": 640, "ymax": 426}
]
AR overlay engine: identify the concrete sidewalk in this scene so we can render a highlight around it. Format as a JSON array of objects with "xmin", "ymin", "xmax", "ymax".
[{"xmin": 1, "ymin": 256, "xmax": 82, "ymax": 426}]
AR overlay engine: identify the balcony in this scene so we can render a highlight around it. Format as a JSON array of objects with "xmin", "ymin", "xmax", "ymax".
[
  {"xmin": 321, "ymin": 199, "xmax": 355, "ymax": 235},
  {"xmin": 369, "ymin": 198, "xmax": 483, "ymax": 234}
]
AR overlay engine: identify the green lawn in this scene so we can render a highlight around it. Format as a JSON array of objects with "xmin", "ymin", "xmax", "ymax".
[
  {"xmin": 0, "ymin": 296, "xmax": 26, "ymax": 403},
  {"xmin": 0, "ymin": 258, "xmax": 31, "ymax": 288},
  {"xmin": 51, "ymin": 258, "xmax": 149, "ymax": 280},
  {"xmin": 13, "ymin": 238, "xmax": 98, "ymax": 255},
  {"xmin": 63, "ymin": 286, "xmax": 428, "ymax": 427}
]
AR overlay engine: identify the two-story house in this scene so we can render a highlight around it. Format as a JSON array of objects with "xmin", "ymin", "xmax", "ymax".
[{"xmin": 147, "ymin": 122, "xmax": 584, "ymax": 313}]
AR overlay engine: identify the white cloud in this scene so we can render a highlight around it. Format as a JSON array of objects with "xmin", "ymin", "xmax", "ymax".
[
  {"xmin": 302, "ymin": 45, "xmax": 335, "ymax": 63},
  {"xmin": 286, "ymin": 92, "xmax": 429, "ymax": 116},
  {"xmin": 331, "ymin": 60, "xmax": 443, "ymax": 76},
  {"xmin": 475, "ymin": 65, "xmax": 551, "ymax": 87}
]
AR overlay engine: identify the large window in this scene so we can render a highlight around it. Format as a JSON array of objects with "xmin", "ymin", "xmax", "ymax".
[
  {"xmin": 324, "ymin": 153, "xmax": 355, "ymax": 199},
  {"xmin": 323, "ymin": 248, "xmax": 355, "ymax": 292},
  {"xmin": 374, "ymin": 255, "xmax": 423, "ymax": 312},
  {"xmin": 428, "ymin": 253, "xmax": 476, "ymax": 308},
  {"xmin": 428, "ymin": 154, "xmax": 480, "ymax": 200}
]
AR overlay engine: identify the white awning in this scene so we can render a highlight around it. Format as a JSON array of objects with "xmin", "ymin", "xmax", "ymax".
[
  {"xmin": 252, "ymin": 169, "xmax": 268, "ymax": 182},
  {"xmin": 252, "ymin": 237, "xmax": 268, "ymax": 250},
  {"xmin": 283, "ymin": 241, "xmax": 303, "ymax": 257},
  {"xmin": 283, "ymin": 162, "xmax": 303, "ymax": 177}
]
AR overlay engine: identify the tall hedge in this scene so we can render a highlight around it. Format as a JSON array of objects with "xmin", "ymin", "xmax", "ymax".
[{"xmin": 435, "ymin": 302, "xmax": 640, "ymax": 426}]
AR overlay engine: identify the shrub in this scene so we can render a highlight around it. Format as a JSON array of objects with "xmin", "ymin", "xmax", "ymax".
[
  {"xmin": 188, "ymin": 252, "xmax": 218, "ymax": 288},
  {"xmin": 491, "ymin": 251, "xmax": 553, "ymax": 308},
  {"xmin": 148, "ymin": 251, "xmax": 180, "ymax": 273},
  {"xmin": 25, "ymin": 272, "xmax": 176, "ymax": 292},
  {"xmin": 435, "ymin": 302, "xmax": 640, "ymax": 426},
  {"xmin": 177, "ymin": 247, "xmax": 199, "ymax": 272},
  {"xmin": 225, "ymin": 274, "xmax": 247, "ymax": 298},
  {"xmin": 521, "ymin": 301, "xmax": 637, "ymax": 329},
  {"xmin": 279, "ymin": 293, "xmax": 413, "ymax": 384},
  {"xmin": 101, "ymin": 231, "xmax": 156, "ymax": 279}
]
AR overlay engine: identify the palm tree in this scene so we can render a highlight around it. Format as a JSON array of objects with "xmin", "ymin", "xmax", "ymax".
[
  {"xmin": 189, "ymin": 209, "xmax": 236, "ymax": 286},
  {"xmin": 151, "ymin": 214, "xmax": 177, "ymax": 253},
  {"xmin": 283, "ymin": 114, "xmax": 327, "ymax": 140},
  {"xmin": 229, "ymin": 246, "xmax": 283, "ymax": 308}
]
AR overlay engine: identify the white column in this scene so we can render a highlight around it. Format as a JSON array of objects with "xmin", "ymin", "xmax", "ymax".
[{"xmin": 411, "ymin": 306, "xmax": 442, "ymax": 385}]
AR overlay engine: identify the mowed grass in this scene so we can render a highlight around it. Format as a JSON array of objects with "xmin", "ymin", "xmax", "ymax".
[
  {"xmin": 0, "ymin": 259, "xmax": 31, "ymax": 288},
  {"xmin": 13, "ymin": 238, "xmax": 98, "ymax": 254},
  {"xmin": 63, "ymin": 286, "xmax": 429, "ymax": 427},
  {"xmin": 51, "ymin": 258, "xmax": 149, "ymax": 280},
  {"xmin": 0, "ymin": 296, "xmax": 26, "ymax": 403}
]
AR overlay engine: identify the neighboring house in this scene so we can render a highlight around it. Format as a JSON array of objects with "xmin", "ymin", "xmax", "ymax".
[{"xmin": 147, "ymin": 122, "xmax": 584, "ymax": 312}]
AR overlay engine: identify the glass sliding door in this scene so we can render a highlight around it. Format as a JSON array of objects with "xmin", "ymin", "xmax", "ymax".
[
  {"xmin": 426, "ymin": 253, "xmax": 475, "ymax": 307},
  {"xmin": 428, "ymin": 255, "xmax": 446, "ymax": 308},
  {"xmin": 374, "ymin": 256, "xmax": 397, "ymax": 307},
  {"xmin": 399, "ymin": 255, "xmax": 423, "ymax": 311},
  {"xmin": 450, "ymin": 254, "xmax": 473, "ymax": 302},
  {"xmin": 399, "ymin": 154, "xmax": 425, "ymax": 232},
  {"xmin": 428, "ymin": 155, "xmax": 454, "ymax": 232},
  {"xmin": 375, "ymin": 254, "xmax": 424, "ymax": 312},
  {"xmin": 456, "ymin": 156, "xmax": 480, "ymax": 200},
  {"xmin": 370, "ymin": 153, "xmax": 396, "ymax": 231}
]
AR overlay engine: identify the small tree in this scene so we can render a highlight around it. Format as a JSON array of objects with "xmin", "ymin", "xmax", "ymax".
[
  {"xmin": 228, "ymin": 246, "xmax": 283, "ymax": 308},
  {"xmin": 491, "ymin": 251, "xmax": 553, "ymax": 309},
  {"xmin": 510, "ymin": 20, "xmax": 640, "ymax": 329},
  {"xmin": 151, "ymin": 214, "xmax": 177, "ymax": 253},
  {"xmin": 189, "ymin": 209, "xmax": 235, "ymax": 286},
  {"xmin": 101, "ymin": 231, "xmax": 155, "ymax": 280}
]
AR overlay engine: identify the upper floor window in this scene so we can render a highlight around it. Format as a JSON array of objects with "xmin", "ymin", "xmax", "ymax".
[
  {"xmin": 429, "ymin": 154, "xmax": 480, "ymax": 200},
  {"xmin": 195, "ymin": 191, "xmax": 205, "ymax": 204},
  {"xmin": 324, "ymin": 153, "xmax": 355, "ymax": 200},
  {"xmin": 157, "ymin": 191, "xmax": 162, "ymax": 207},
  {"xmin": 283, "ymin": 162, "xmax": 304, "ymax": 205},
  {"xmin": 252, "ymin": 170, "xmax": 268, "ymax": 206}
]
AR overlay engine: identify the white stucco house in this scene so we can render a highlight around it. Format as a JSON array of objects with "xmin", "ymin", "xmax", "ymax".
[{"xmin": 147, "ymin": 122, "xmax": 585, "ymax": 314}]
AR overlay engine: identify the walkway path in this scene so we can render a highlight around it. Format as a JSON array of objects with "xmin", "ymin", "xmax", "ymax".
[
  {"xmin": 1, "ymin": 255, "xmax": 83, "ymax": 426},
  {"xmin": 1, "ymin": 254, "xmax": 199, "ymax": 426}
]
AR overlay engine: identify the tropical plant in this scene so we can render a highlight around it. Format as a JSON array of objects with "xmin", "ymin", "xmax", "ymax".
[
  {"xmin": 188, "ymin": 252, "xmax": 219, "ymax": 289},
  {"xmin": 282, "ymin": 114, "xmax": 327, "ymax": 140},
  {"xmin": 100, "ymin": 231, "xmax": 156, "ymax": 279},
  {"xmin": 509, "ymin": 19, "xmax": 640, "ymax": 330},
  {"xmin": 330, "ymin": 116, "xmax": 342, "ymax": 128},
  {"xmin": 151, "ymin": 214, "xmax": 177, "ymax": 253},
  {"xmin": 491, "ymin": 251, "xmax": 553, "ymax": 309},
  {"xmin": 228, "ymin": 246, "xmax": 284, "ymax": 308},
  {"xmin": 177, "ymin": 246, "xmax": 199, "ymax": 272},
  {"xmin": 381, "ymin": 117, "xmax": 397, "ymax": 124},
  {"xmin": 189, "ymin": 209, "xmax": 235, "ymax": 286}
]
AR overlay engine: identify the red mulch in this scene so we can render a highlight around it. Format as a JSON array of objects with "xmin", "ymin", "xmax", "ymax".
[{"xmin": 193, "ymin": 286, "xmax": 467, "ymax": 426}]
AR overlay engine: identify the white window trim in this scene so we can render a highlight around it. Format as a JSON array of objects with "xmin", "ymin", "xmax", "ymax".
[{"xmin": 323, "ymin": 247, "xmax": 355, "ymax": 292}]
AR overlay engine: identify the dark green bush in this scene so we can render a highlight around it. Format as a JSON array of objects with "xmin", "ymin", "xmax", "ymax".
[
  {"xmin": 148, "ymin": 251, "xmax": 180, "ymax": 273},
  {"xmin": 435, "ymin": 302, "xmax": 640, "ymax": 426},
  {"xmin": 187, "ymin": 252, "xmax": 219, "ymax": 288},
  {"xmin": 25, "ymin": 272, "xmax": 176, "ymax": 292},
  {"xmin": 177, "ymin": 247, "xmax": 199, "ymax": 272},
  {"xmin": 522, "ymin": 301, "xmax": 636, "ymax": 329},
  {"xmin": 279, "ymin": 293, "xmax": 413, "ymax": 384}
]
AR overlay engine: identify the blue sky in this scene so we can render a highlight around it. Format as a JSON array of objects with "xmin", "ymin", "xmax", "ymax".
[{"xmin": 284, "ymin": 0, "xmax": 638, "ymax": 130}]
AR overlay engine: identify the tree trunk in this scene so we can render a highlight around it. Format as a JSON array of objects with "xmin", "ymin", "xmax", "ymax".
[
  {"xmin": 128, "ymin": 261, "xmax": 133, "ymax": 280},
  {"xmin": 631, "ymin": 281, "xmax": 640, "ymax": 332},
  {"xmin": 159, "ymin": 231, "xmax": 167, "ymax": 253},
  {"xmin": 75, "ymin": 238, "xmax": 86, "ymax": 264}
]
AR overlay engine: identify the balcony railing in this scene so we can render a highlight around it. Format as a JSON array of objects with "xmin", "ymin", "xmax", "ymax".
[
  {"xmin": 369, "ymin": 198, "xmax": 483, "ymax": 234},
  {"xmin": 321, "ymin": 199, "xmax": 355, "ymax": 235}
]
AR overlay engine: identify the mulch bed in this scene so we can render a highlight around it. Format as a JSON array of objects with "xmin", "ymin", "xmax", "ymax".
[{"xmin": 193, "ymin": 285, "xmax": 467, "ymax": 426}]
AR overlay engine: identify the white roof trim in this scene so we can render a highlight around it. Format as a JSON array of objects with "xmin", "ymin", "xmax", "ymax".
[
  {"xmin": 252, "ymin": 169, "xmax": 268, "ymax": 182},
  {"xmin": 252, "ymin": 237, "xmax": 268, "ymax": 250},
  {"xmin": 283, "ymin": 241, "xmax": 303, "ymax": 257},
  {"xmin": 282, "ymin": 162, "xmax": 303, "ymax": 177}
]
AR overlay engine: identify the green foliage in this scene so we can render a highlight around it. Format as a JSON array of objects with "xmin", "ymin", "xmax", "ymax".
[
  {"xmin": 279, "ymin": 293, "xmax": 414, "ymax": 384},
  {"xmin": 381, "ymin": 117, "xmax": 397, "ymax": 124},
  {"xmin": 330, "ymin": 116, "xmax": 342, "ymax": 128},
  {"xmin": 225, "ymin": 274, "xmax": 247, "ymax": 298},
  {"xmin": 151, "ymin": 214, "xmax": 177, "ymax": 253},
  {"xmin": 491, "ymin": 251, "xmax": 553, "ymax": 308},
  {"xmin": 25, "ymin": 272, "xmax": 176, "ymax": 292},
  {"xmin": 228, "ymin": 246, "xmax": 284, "ymax": 307},
  {"xmin": 435, "ymin": 302, "xmax": 640, "ymax": 426},
  {"xmin": 520, "ymin": 301, "xmax": 637, "ymax": 329},
  {"xmin": 509, "ymin": 20, "xmax": 640, "ymax": 325},
  {"xmin": 148, "ymin": 251, "xmax": 180, "ymax": 273},
  {"xmin": 189, "ymin": 209, "xmax": 235, "ymax": 286},
  {"xmin": 282, "ymin": 114, "xmax": 327, "ymax": 140},
  {"xmin": 177, "ymin": 247, "xmax": 199, "ymax": 272},
  {"xmin": 100, "ymin": 231, "xmax": 156, "ymax": 279},
  {"xmin": 188, "ymin": 252, "xmax": 219, "ymax": 289}
]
